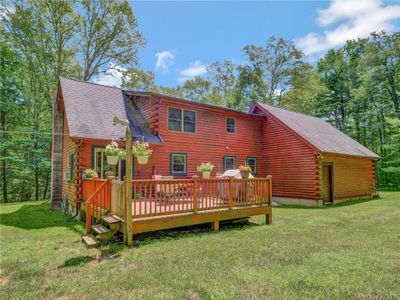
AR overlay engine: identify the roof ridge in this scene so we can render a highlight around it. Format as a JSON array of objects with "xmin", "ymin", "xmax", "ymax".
[
  {"xmin": 257, "ymin": 102, "xmax": 324, "ymax": 121},
  {"xmin": 59, "ymin": 76, "xmax": 123, "ymax": 91}
]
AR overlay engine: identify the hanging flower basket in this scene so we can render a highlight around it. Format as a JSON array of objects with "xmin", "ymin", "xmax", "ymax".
[
  {"xmin": 137, "ymin": 155, "xmax": 149, "ymax": 165},
  {"xmin": 132, "ymin": 141, "xmax": 152, "ymax": 165},
  {"xmin": 105, "ymin": 142, "xmax": 124, "ymax": 166},
  {"xmin": 107, "ymin": 156, "xmax": 119, "ymax": 165}
]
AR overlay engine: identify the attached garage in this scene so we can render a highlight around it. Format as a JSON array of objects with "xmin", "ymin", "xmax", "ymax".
[{"xmin": 250, "ymin": 103, "xmax": 379, "ymax": 206}]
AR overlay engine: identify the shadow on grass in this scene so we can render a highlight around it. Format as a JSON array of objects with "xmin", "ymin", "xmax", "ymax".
[
  {"xmin": 132, "ymin": 218, "xmax": 260, "ymax": 247},
  {"xmin": 63, "ymin": 256, "xmax": 94, "ymax": 267},
  {"xmin": 0, "ymin": 201, "xmax": 82, "ymax": 232},
  {"xmin": 276, "ymin": 197, "xmax": 377, "ymax": 209}
]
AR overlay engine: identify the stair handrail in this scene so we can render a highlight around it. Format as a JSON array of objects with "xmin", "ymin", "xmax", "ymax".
[{"xmin": 86, "ymin": 178, "xmax": 111, "ymax": 233}]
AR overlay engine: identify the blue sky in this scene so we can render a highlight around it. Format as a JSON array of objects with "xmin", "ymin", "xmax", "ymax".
[{"xmin": 96, "ymin": 0, "xmax": 400, "ymax": 88}]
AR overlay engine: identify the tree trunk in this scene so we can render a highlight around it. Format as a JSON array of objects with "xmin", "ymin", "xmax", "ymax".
[
  {"xmin": 43, "ymin": 171, "xmax": 50, "ymax": 200},
  {"xmin": 2, "ymin": 155, "xmax": 7, "ymax": 203}
]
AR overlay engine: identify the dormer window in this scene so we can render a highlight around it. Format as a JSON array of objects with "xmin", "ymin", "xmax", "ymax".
[{"xmin": 168, "ymin": 107, "xmax": 196, "ymax": 133}]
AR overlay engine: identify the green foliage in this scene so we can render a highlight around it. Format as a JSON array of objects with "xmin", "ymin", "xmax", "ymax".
[
  {"xmin": 132, "ymin": 141, "xmax": 152, "ymax": 157},
  {"xmin": 164, "ymin": 31, "xmax": 399, "ymax": 191},
  {"xmin": 197, "ymin": 162, "xmax": 214, "ymax": 172},
  {"xmin": 1, "ymin": 0, "xmax": 143, "ymax": 202}
]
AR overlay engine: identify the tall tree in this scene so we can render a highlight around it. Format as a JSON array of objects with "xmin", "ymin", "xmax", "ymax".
[
  {"xmin": 239, "ymin": 36, "xmax": 305, "ymax": 106},
  {"xmin": 79, "ymin": 0, "xmax": 144, "ymax": 80}
]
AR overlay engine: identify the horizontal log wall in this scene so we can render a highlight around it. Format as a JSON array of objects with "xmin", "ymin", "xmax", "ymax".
[
  {"xmin": 253, "ymin": 105, "xmax": 321, "ymax": 200},
  {"xmin": 322, "ymin": 153, "xmax": 375, "ymax": 200},
  {"xmin": 130, "ymin": 96, "xmax": 267, "ymax": 179},
  {"xmin": 62, "ymin": 116, "xmax": 75, "ymax": 201}
]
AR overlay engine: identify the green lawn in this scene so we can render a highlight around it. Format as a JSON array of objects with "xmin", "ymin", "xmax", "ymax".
[{"xmin": 1, "ymin": 193, "xmax": 399, "ymax": 299}]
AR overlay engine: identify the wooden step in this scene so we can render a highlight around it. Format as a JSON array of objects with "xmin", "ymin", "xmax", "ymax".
[
  {"xmin": 82, "ymin": 234, "xmax": 100, "ymax": 248},
  {"xmin": 101, "ymin": 214, "xmax": 122, "ymax": 232},
  {"xmin": 91, "ymin": 224, "xmax": 114, "ymax": 242},
  {"xmin": 92, "ymin": 224, "xmax": 110, "ymax": 234},
  {"xmin": 102, "ymin": 214, "xmax": 123, "ymax": 224}
]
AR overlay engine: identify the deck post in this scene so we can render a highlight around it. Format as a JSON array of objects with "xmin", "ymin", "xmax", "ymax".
[
  {"xmin": 228, "ymin": 177, "xmax": 233, "ymax": 209},
  {"xmin": 211, "ymin": 220, "xmax": 219, "ymax": 232},
  {"xmin": 266, "ymin": 212, "xmax": 272, "ymax": 224},
  {"xmin": 267, "ymin": 175, "xmax": 272, "ymax": 206},
  {"xmin": 125, "ymin": 128, "xmax": 133, "ymax": 246}
]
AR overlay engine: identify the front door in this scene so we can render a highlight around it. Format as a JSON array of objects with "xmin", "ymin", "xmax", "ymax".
[{"xmin": 322, "ymin": 164, "xmax": 333, "ymax": 204}]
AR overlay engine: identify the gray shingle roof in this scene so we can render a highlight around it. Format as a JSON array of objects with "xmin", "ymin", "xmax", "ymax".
[
  {"xmin": 59, "ymin": 77, "xmax": 162, "ymax": 143},
  {"xmin": 256, "ymin": 103, "xmax": 380, "ymax": 159}
]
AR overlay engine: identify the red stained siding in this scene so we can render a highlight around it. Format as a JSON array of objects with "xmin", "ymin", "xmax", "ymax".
[
  {"xmin": 129, "ymin": 97, "xmax": 267, "ymax": 179},
  {"xmin": 253, "ymin": 105, "xmax": 321, "ymax": 200},
  {"xmin": 62, "ymin": 116, "xmax": 75, "ymax": 201},
  {"xmin": 60, "ymin": 95, "xmax": 377, "ymax": 204}
]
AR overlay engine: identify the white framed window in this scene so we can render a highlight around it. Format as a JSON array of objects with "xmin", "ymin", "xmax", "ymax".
[{"xmin": 168, "ymin": 107, "xmax": 196, "ymax": 133}]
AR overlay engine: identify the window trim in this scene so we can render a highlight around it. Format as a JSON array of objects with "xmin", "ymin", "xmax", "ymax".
[
  {"xmin": 226, "ymin": 117, "xmax": 236, "ymax": 133},
  {"xmin": 167, "ymin": 106, "xmax": 197, "ymax": 134},
  {"xmin": 246, "ymin": 157, "xmax": 257, "ymax": 175},
  {"xmin": 223, "ymin": 155, "xmax": 236, "ymax": 171},
  {"xmin": 68, "ymin": 152, "xmax": 75, "ymax": 181},
  {"xmin": 170, "ymin": 152, "xmax": 188, "ymax": 176}
]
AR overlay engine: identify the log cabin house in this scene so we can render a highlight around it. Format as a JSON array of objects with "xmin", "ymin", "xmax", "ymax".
[{"xmin": 51, "ymin": 77, "xmax": 379, "ymax": 245}]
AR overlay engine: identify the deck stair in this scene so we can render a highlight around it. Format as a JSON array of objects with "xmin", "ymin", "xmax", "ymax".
[
  {"xmin": 82, "ymin": 214, "xmax": 123, "ymax": 247},
  {"xmin": 81, "ymin": 234, "xmax": 100, "ymax": 248}
]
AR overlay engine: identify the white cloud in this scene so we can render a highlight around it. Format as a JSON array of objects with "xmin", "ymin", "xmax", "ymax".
[
  {"xmin": 296, "ymin": 0, "xmax": 400, "ymax": 56},
  {"xmin": 155, "ymin": 51, "xmax": 174, "ymax": 73},
  {"xmin": 94, "ymin": 63, "xmax": 127, "ymax": 88},
  {"xmin": 178, "ymin": 60, "xmax": 208, "ymax": 82}
]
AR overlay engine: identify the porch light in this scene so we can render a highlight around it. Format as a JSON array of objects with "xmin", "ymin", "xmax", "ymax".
[{"xmin": 112, "ymin": 116, "xmax": 129, "ymax": 127}]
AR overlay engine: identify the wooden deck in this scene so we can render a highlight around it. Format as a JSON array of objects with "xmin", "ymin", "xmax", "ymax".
[{"xmin": 84, "ymin": 177, "xmax": 273, "ymax": 236}]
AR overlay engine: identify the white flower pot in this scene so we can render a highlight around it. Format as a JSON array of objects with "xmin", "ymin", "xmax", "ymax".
[
  {"xmin": 202, "ymin": 171, "xmax": 211, "ymax": 179},
  {"xmin": 107, "ymin": 156, "xmax": 119, "ymax": 165},
  {"xmin": 137, "ymin": 155, "xmax": 149, "ymax": 165}
]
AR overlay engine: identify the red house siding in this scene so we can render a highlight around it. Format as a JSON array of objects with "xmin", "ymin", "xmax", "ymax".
[
  {"xmin": 253, "ymin": 105, "xmax": 321, "ymax": 200},
  {"xmin": 62, "ymin": 116, "xmax": 76, "ymax": 201},
  {"xmin": 152, "ymin": 97, "xmax": 266, "ymax": 178}
]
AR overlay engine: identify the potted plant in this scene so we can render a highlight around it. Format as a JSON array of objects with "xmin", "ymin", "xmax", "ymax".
[
  {"xmin": 239, "ymin": 165, "xmax": 252, "ymax": 178},
  {"xmin": 83, "ymin": 169, "xmax": 98, "ymax": 179},
  {"xmin": 197, "ymin": 162, "xmax": 214, "ymax": 179},
  {"xmin": 132, "ymin": 141, "xmax": 152, "ymax": 164},
  {"xmin": 105, "ymin": 142, "xmax": 122, "ymax": 165}
]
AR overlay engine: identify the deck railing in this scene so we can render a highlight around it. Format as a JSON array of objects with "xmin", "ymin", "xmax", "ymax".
[
  {"xmin": 131, "ymin": 177, "xmax": 272, "ymax": 218},
  {"xmin": 85, "ymin": 178, "xmax": 112, "ymax": 233}
]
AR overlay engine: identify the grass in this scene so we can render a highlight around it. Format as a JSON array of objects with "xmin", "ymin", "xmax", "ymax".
[{"xmin": 1, "ymin": 193, "xmax": 399, "ymax": 299}]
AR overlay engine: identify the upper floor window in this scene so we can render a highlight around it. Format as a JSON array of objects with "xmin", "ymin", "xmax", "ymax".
[
  {"xmin": 226, "ymin": 118, "xmax": 235, "ymax": 133},
  {"xmin": 168, "ymin": 107, "xmax": 196, "ymax": 133}
]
